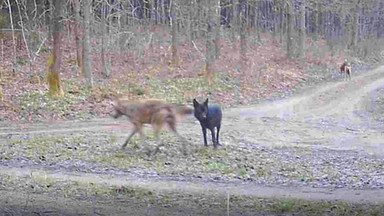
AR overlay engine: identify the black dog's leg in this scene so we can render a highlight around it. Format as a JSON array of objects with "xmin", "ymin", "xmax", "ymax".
[
  {"xmin": 216, "ymin": 124, "xmax": 221, "ymax": 146},
  {"xmin": 202, "ymin": 126, "xmax": 208, "ymax": 146},
  {"xmin": 210, "ymin": 128, "xmax": 217, "ymax": 148},
  {"xmin": 122, "ymin": 129, "xmax": 137, "ymax": 149}
]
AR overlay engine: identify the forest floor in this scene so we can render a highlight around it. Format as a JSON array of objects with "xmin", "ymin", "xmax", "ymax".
[{"xmin": 1, "ymin": 33, "xmax": 384, "ymax": 215}]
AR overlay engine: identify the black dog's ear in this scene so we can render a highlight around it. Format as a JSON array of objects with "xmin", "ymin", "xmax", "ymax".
[
  {"xmin": 193, "ymin": 99, "xmax": 198, "ymax": 107},
  {"xmin": 204, "ymin": 98, "xmax": 208, "ymax": 106}
]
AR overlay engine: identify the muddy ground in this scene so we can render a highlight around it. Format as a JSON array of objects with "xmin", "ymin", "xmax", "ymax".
[{"xmin": 1, "ymin": 66, "xmax": 384, "ymax": 215}]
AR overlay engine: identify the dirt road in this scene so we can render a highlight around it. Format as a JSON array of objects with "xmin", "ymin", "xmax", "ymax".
[{"xmin": 1, "ymin": 66, "xmax": 384, "ymax": 215}]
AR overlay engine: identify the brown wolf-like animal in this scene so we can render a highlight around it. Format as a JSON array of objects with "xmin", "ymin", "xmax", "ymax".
[
  {"xmin": 111, "ymin": 98, "xmax": 193, "ymax": 151},
  {"xmin": 340, "ymin": 59, "xmax": 352, "ymax": 81}
]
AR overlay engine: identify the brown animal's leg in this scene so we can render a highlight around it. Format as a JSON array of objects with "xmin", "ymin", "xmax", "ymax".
[
  {"xmin": 167, "ymin": 115, "xmax": 188, "ymax": 155},
  {"xmin": 122, "ymin": 129, "xmax": 137, "ymax": 149},
  {"xmin": 151, "ymin": 113, "xmax": 165, "ymax": 155}
]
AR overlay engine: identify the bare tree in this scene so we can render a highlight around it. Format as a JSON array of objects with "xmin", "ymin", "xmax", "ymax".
[
  {"xmin": 286, "ymin": 1, "xmax": 294, "ymax": 59},
  {"xmin": 83, "ymin": 0, "xmax": 92, "ymax": 86},
  {"xmin": 239, "ymin": 0, "xmax": 247, "ymax": 65},
  {"xmin": 47, "ymin": 0, "xmax": 64, "ymax": 97},
  {"xmin": 170, "ymin": 0, "xmax": 178, "ymax": 66},
  {"xmin": 214, "ymin": 0, "xmax": 221, "ymax": 59},
  {"xmin": 205, "ymin": 0, "xmax": 214, "ymax": 85},
  {"xmin": 5, "ymin": 0, "xmax": 17, "ymax": 73},
  {"xmin": 72, "ymin": 0, "xmax": 82, "ymax": 72},
  {"xmin": 298, "ymin": 0, "xmax": 306, "ymax": 61},
  {"xmin": 350, "ymin": 0, "xmax": 361, "ymax": 48},
  {"xmin": 101, "ymin": 0, "xmax": 111, "ymax": 78}
]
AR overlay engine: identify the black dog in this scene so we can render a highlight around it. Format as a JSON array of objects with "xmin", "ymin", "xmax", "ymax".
[{"xmin": 193, "ymin": 98, "xmax": 222, "ymax": 149}]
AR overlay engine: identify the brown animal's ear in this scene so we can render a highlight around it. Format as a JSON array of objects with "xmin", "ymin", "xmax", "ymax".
[
  {"xmin": 204, "ymin": 98, "xmax": 208, "ymax": 106},
  {"xmin": 193, "ymin": 99, "xmax": 198, "ymax": 107}
]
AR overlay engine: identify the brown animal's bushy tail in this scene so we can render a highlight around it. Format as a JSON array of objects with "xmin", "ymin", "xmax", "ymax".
[{"xmin": 174, "ymin": 105, "xmax": 194, "ymax": 116}]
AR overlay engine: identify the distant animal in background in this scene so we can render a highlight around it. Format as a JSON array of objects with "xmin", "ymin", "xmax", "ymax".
[
  {"xmin": 340, "ymin": 59, "xmax": 352, "ymax": 81},
  {"xmin": 111, "ymin": 98, "xmax": 193, "ymax": 151},
  {"xmin": 193, "ymin": 98, "xmax": 222, "ymax": 149}
]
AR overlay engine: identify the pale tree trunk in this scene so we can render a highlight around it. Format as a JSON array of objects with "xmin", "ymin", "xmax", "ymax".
[
  {"xmin": 6, "ymin": 0, "xmax": 17, "ymax": 74},
  {"xmin": 101, "ymin": 0, "xmax": 111, "ymax": 78},
  {"xmin": 313, "ymin": 2, "xmax": 318, "ymax": 41},
  {"xmin": 279, "ymin": 1, "xmax": 284, "ymax": 44},
  {"xmin": 350, "ymin": 1, "xmax": 360, "ymax": 48},
  {"xmin": 298, "ymin": 0, "xmax": 305, "ymax": 61},
  {"xmin": 47, "ymin": 0, "xmax": 64, "ymax": 97},
  {"xmin": 188, "ymin": 0, "xmax": 194, "ymax": 44},
  {"xmin": 15, "ymin": 0, "xmax": 38, "ymax": 83},
  {"xmin": 0, "ymin": 0, "xmax": 2, "ymax": 100},
  {"xmin": 286, "ymin": 2, "xmax": 294, "ymax": 59},
  {"xmin": 239, "ymin": 0, "xmax": 247, "ymax": 65},
  {"xmin": 231, "ymin": 0, "xmax": 237, "ymax": 42},
  {"xmin": 205, "ymin": 0, "xmax": 214, "ymax": 86},
  {"xmin": 72, "ymin": 0, "xmax": 82, "ymax": 72},
  {"xmin": 317, "ymin": 2, "xmax": 323, "ymax": 39},
  {"xmin": 83, "ymin": 0, "xmax": 92, "ymax": 86},
  {"xmin": 256, "ymin": 0, "xmax": 261, "ymax": 41},
  {"xmin": 0, "ymin": 0, "xmax": 2, "ymax": 63},
  {"xmin": 170, "ymin": 0, "xmax": 178, "ymax": 66},
  {"xmin": 46, "ymin": 0, "xmax": 53, "ymax": 39},
  {"xmin": 214, "ymin": 0, "xmax": 221, "ymax": 59}
]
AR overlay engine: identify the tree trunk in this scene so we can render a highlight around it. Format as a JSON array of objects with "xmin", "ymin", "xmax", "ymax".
[
  {"xmin": 214, "ymin": 0, "xmax": 221, "ymax": 59},
  {"xmin": 298, "ymin": 0, "xmax": 305, "ymax": 60},
  {"xmin": 47, "ymin": 0, "xmax": 64, "ymax": 97},
  {"xmin": 286, "ymin": 2, "xmax": 294, "ymax": 59},
  {"xmin": 231, "ymin": 0, "xmax": 236, "ymax": 42},
  {"xmin": 101, "ymin": 0, "xmax": 110, "ymax": 78},
  {"xmin": 46, "ymin": 0, "xmax": 53, "ymax": 39},
  {"xmin": 170, "ymin": 0, "xmax": 178, "ymax": 66},
  {"xmin": 279, "ymin": 1, "xmax": 284, "ymax": 44},
  {"xmin": 83, "ymin": 0, "xmax": 92, "ymax": 86},
  {"xmin": 6, "ymin": 0, "xmax": 17, "ymax": 74},
  {"xmin": 205, "ymin": 0, "xmax": 214, "ymax": 86},
  {"xmin": 317, "ymin": 2, "xmax": 323, "ymax": 39},
  {"xmin": 350, "ymin": 1, "xmax": 360, "ymax": 48},
  {"xmin": 240, "ymin": 0, "xmax": 247, "ymax": 65},
  {"xmin": 72, "ymin": 0, "xmax": 82, "ymax": 72},
  {"xmin": 188, "ymin": 0, "xmax": 194, "ymax": 44},
  {"xmin": 313, "ymin": 2, "xmax": 318, "ymax": 41}
]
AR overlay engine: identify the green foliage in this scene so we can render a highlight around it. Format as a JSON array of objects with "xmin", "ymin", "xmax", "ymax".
[{"xmin": 272, "ymin": 200, "xmax": 295, "ymax": 213}]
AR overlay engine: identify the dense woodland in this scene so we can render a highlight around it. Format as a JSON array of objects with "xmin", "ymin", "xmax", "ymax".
[{"xmin": 0, "ymin": 0, "xmax": 384, "ymax": 118}]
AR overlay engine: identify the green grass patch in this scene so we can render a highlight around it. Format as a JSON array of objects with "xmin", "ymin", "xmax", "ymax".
[{"xmin": 90, "ymin": 154, "xmax": 149, "ymax": 170}]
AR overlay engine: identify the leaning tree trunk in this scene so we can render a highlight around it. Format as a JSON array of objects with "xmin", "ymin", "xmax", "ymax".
[
  {"xmin": 47, "ymin": 0, "xmax": 64, "ymax": 97},
  {"xmin": 83, "ymin": 0, "xmax": 92, "ymax": 86}
]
